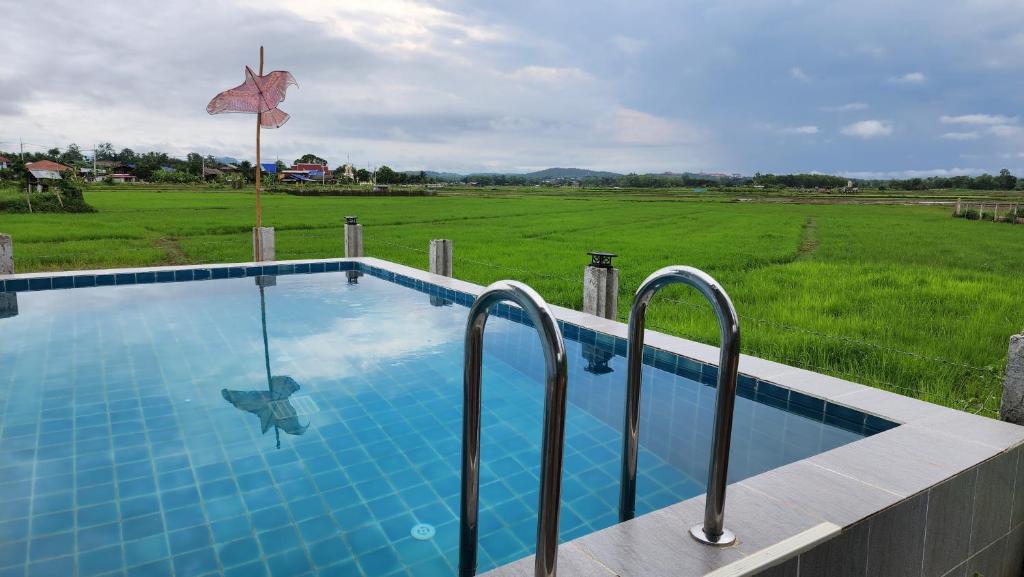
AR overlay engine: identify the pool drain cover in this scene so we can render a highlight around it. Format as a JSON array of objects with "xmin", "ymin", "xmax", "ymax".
[{"xmin": 410, "ymin": 523, "xmax": 436, "ymax": 541}]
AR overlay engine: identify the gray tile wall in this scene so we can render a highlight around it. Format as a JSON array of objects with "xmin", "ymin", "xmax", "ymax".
[{"xmin": 754, "ymin": 444, "xmax": 1024, "ymax": 577}]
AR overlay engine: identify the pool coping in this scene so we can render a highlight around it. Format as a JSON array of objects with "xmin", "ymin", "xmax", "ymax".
[{"xmin": 3, "ymin": 256, "xmax": 1024, "ymax": 576}]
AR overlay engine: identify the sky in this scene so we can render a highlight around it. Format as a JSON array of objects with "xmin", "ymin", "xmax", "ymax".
[{"xmin": 2, "ymin": 0, "xmax": 1024, "ymax": 177}]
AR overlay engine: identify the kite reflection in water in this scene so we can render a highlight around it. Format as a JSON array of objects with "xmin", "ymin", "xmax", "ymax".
[{"xmin": 222, "ymin": 276, "xmax": 311, "ymax": 448}]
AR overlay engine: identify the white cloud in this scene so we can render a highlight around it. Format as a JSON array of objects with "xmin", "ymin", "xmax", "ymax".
[
  {"xmin": 821, "ymin": 102, "xmax": 868, "ymax": 112},
  {"xmin": 610, "ymin": 108, "xmax": 701, "ymax": 146},
  {"xmin": 941, "ymin": 132, "xmax": 980, "ymax": 141},
  {"xmin": 940, "ymin": 114, "xmax": 1018, "ymax": 125},
  {"xmin": 778, "ymin": 125, "xmax": 819, "ymax": 135},
  {"xmin": 612, "ymin": 35, "xmax": 647, "ymax": 55},
  {"xmin": 889, "ymin": 72, "xmax": 926, "ymax": 84},
  {"xmin": 789, "ymin": 67, "xmax": 811, "ymax": 82},
  {"xmin": 840, "ymin": 167, "xmax": 988, "ymax": 179},
  {"xmin": 506, "ymin": 65, "xmax": 592, "ymax": 83},
  {"xmin": 989, "ymin": 124, "xmax": 1022, "ymax": 137},
  {"xmin": 841, "ymin": 120, "xmax": 893, "ymax": 139}
]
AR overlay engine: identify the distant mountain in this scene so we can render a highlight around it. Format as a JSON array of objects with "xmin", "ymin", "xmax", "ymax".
[
  {"xmin": 215, "ymin": 156, "xmax": 239, "ymax": 165},
  {"xmin": 522, "ymin": 167, "xmax": 623, "ymax": 179},
  {"xmin": 404, "ymin": 170, "xmax": 466, "ymax": 181}
]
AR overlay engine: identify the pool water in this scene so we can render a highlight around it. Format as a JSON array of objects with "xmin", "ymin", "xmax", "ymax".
[{"xmin": 0, "ymin": 270, "xmax": 866, "ymax": 577}]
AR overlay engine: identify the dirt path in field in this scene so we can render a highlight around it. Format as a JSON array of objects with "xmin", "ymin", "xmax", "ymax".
[
  {"xmin": 797, "ymin": 217, "xmax": 818, "ymax": 259},
  {"xmin": 156, "ymin": 236, "xmax": 189, "ymax": 265}
]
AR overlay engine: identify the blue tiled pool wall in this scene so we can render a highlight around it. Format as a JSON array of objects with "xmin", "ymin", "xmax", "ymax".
[
  {"xmin": 0, "ymin": 261, "xmax": 359, "ymax": 293},
  {"xmin": 0, "ymin": 259, "xmax": 895, "ymax": 450},
  {"xmin": 353, "ymin": 263, "xmax": 897, "ymax": 437},
  {"xmin": 0, "ymin": 259, "xmax": 897, "ymax": 440}
]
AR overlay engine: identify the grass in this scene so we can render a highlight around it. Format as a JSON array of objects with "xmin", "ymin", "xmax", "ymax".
[{"xmin": 2, "ymin": 183, "xmax": 1022, "ymax": 416}]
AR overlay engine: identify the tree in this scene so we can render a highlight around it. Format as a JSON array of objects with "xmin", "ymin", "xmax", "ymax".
[
  {"xmin": 998, "ymin": 168, "xmax": 1017, "ymax": 190},
  {"xmin": 186, "ymin": 153, "xmax": 204, "ymax": 176},
  {"xmin": 355, "ymin": 168, "xmax": 370, "ymax": 183},
  {"xmin": 46, "ymin": 148, "xmax": 61, "ymax": 159},
  {"xmin": 375, "ymin": 165, "xmax": 397, "ymax": 184},
  {"xmin": 118, "ymin": 148, "xmax": 137, "ymax": 163},
  {"xmin": 59, "ymin": 144, "xmax": 85, "ymax": 165},
  {"xmin": 294, "ymin": 153, "xmax": 327, "ymax": 165},
  {"xmin": 238, "ymin": 160, "xmax": 253, "ymax": 182},
  {"xmin": 95, "ymin": 142, "xmax": 116, "ymax": 161}
]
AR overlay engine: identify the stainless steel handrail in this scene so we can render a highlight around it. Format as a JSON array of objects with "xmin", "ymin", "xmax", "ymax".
[
  {"xmin": 459, "ymin": 280, "xmax": 569, "ymax": 577},
  {"xmin": 617, "ymin": 266, "xmax": 741, "ymax": 546}
]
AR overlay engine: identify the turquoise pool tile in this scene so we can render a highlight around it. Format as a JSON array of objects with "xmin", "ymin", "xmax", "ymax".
[
  {"xmin": 78, "ymin": 544, "xmax": 123, "ymax": 576},
  {"xmin": 258, "ymin": 526, "xmax": 301, "ymax": 556},
  {"xmin": 266, "ymin": 548, "xmax": 311, "ymax": 577},
  {"xmin": 123, "ymin": 533, "xmax": 169, "ymax": 567},
  {"xmin": 173, "ymin": 547, "xmax": 219, "ymax": 577},
  {"xmin": 215, "ymin": 536, "xmax": 259, "ymax": 568}
]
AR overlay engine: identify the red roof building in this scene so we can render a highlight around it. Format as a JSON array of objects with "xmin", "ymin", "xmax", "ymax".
[
  {"xmin": 26, "ymin": 160, "xmax": 73, "ymax": 173},
  {"xmin": 291, "ymin": 162, "xmax": 329, "ymax": 173}
]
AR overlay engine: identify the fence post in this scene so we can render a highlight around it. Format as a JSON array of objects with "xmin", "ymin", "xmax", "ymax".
[
  {"xmin": 429, "ymin": 239, "xmax": 453, "ymax": 277},
  {"xmin": 1001, "ymin": 334, "xmax": 1024, "ymax": 425},
  {"xmin": 252, "ymin": 227, "xmax": 275, "ymax": 262},
  {"xmin": 0, "ymin": 234, "xmax": 12, "ymax": 275},
  {"xmin": 344, "ymin": 216, "xmax": 363, "ymax": 258},
  {"xmin": 979, "ymin": 203, "xmax": 985, "ymax": 221},
  {"xmin": 954, "ymin": 198, "xmax": 961, "ymax": 217},
  {"xmin": 582, "ymin": 252, "xmax": 619, "ymax": 320}
]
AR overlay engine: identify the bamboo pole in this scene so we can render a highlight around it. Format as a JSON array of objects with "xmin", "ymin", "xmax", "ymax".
[{"xmin": 254, "ymin": 46, "xmax": 264, "ymax": 258}]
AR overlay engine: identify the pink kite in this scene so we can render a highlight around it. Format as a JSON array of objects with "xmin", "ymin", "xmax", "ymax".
[{"xmin": 207, "ymin": 66, "xmax": 298, "ymax": 128}]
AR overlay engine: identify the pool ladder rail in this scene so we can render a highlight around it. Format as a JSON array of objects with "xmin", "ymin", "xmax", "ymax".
[
  {"xmin": 618, "ymin": 265, "xmax": 742, "ymax": 547},
  {"xmin": 459, "ymin": 280, "xmax": 569, "ymax": 577}
]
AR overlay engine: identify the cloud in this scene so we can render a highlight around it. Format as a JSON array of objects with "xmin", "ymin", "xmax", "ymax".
[
  {"xmin": 841, "ymin": 120, "xmax": 893, "ymax": 139},
  {"xmin": 940, "ymin": 114, "xmax": 1018, "ymax": 125},
  {"xmin": 778, "ymin": 125, "xmax": 820, "ymax": 135},
  {"xmin": 821, "ymin": 102, "xmax": 868, "ymax": 112},
  {"xmin": 612, "ymin": 35, "xmax": 648, "ymax": 55},
  {"xmin": 506, "ymin": 66, "xmax": 592, "ymax": 83},
  {"xmin": 789, "ymin": 67, "xmax": 811, "ymax": 82},
  {"xmin": 889, "ymin": 72, "xmax": 927, "ymax": 84},
  {"xmin": 840, "ymin": 168, "xmax": 990, "ymax": 179},
  {"xmin": 989, "ymin": 124, "xmax": 1022, "ymax": 137},
  {"xmin": 610, "ymin": 108, "xmax": 701, "ymax": 146},
  {"xmin": 940, "ymin": 132, "xmax": 980, "ymax": 141}
]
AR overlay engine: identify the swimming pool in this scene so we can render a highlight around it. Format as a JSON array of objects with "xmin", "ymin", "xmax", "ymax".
[{"xmin": 0, "ymin": 262, "xmax": 886, "ymax": 577}]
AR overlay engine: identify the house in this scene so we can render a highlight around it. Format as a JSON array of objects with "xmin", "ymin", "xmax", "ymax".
[
  {"xmin": 292, "ymin": 162, "xmax": 329, "ymax": 173},
  {"xmin": 0, "ymin": 156, "xmax": 9, "ymax": 170},
  {"xmin": 25, "ymin": 160, "xmax": 73, "ymax": 191},
  {"xmin": 203, "ymin": 167, "xmax": 223, "ymax": 181},
  {"xmin": 26, "ymin": 160, "xmax": 73, "ymax": 174},
  {"xmin": 280, "ymin": 170, "xmax": 312, "ymax": 183},
  {"xmin": 109, "ymin": 173, "xmax": 137, "ymax": 183}
]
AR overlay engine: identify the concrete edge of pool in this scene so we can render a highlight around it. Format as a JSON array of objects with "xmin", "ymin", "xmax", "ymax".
[{"xmin": 3, "ymin": 256, "xmax": 1023, "ymax": 576}]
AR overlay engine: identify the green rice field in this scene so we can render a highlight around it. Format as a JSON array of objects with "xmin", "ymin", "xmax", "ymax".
[{"xmin": 1, "ymin": 184, "xmax": 1022, "ymax": 416}]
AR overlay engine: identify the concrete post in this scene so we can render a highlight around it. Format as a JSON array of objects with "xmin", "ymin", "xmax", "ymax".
[
  {"xmin": 979, "ymin": 203, "xmax": 985, "ymax": 221},
  {"xmin": 1001, "ymin": 334, "xmax": 1024, "ymax": 425},
  {"xmin": 582, "ymin": 252, "xmax": 619, "ymax": 320},
  {"xmin": 253, "ymin": 227, "xmax": 275, "ymax": 262},
  {"xmin": 994, "ymin": 204, "xmax": 1000, "ymax": 223},
  {"xmin": 0, "ymin": 234, "xmax": 12, "ymax": 275},
  {"xmin": 953, "ymin": 198, "xmax": 961, "ymax": 217},
  {"xmin": 429, "ymin": 239, "xmax": 453, "ymax": 277},
  {"xmin": 344, "ymin": 216, "xmax": 363, "ymax": 258}
]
